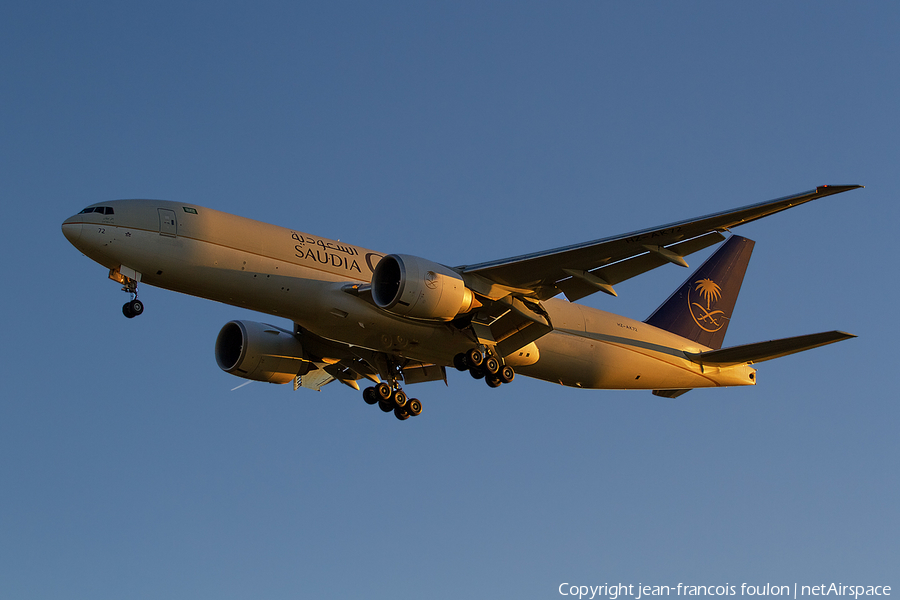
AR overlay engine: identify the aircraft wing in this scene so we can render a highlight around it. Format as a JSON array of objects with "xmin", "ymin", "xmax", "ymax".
[{"xmin": 458, "ymin": 185, "xmax": 861, "ymax": 301}]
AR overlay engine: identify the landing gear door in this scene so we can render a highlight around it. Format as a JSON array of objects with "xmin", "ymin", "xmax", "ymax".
[{"xmin": 158, "ymin": 208, "xmax": 177, "ymax": 237}]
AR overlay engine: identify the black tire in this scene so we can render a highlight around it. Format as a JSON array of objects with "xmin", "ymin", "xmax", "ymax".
[
  {"xmin": 469, "ymin": 366, "xmax": 485, "ymax": 380},
  {"xmin": 122, "ymin": 302, "xmax": 134, "ymax": 318},
  {"xmin": 392, "ymin": 389, "xmax": 408, "ymax": 409},
  {"xmin": 466, "ymin": 348, "xmax": 484, "ymax": 367},
  {"xmin": 486, "ymin": 376, "xmax": 502, "ymax": 388},
  {"xmin": 394, "ymin": 408, "xmax": 410, "ymax": 421},
  {"xmin": 363, "ymin": 387, "xmax": 378, "ymax": 405},
  {"xmin": 375, "ymin": 382, "xmax": 392, "ymax": 401},
  {"xmin": 378, "ymin": 400, "xmax": 393, "ymax": 413},
  {"xmin": 453, "ymin": 353, "xmax": 468, "ymax": 371},
  {"xmin": 484, "ymin": 356, "xmax": 500, "ymax": 375},
  {"xmin": 499, "ymin": 365, "xmax": 515, "ymax": 384},
  {"xmin": 129, "ymin": 299, "xmax": 144, "ymax": 316},
  {"xmin": 407, "ymin": 399, "xmax": 422, "ymax": 416}
]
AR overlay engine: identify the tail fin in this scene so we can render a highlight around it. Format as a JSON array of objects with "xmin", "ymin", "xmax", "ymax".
[{"xmin": 644, "ymin": 235, "xmax": 755, "ymax": 349}]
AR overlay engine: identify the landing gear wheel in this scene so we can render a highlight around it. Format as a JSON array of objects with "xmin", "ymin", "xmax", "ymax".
[
  {"xmin": 486, "ymin": 376, "xmax": 502, "ymax": 388},
  {"xmin": 484, "ymin": 356, "xmax": 500, "ymax": 375},
  {"xmin": 466, "ymin": 348, "xmax": 484, "ymax": 367},
  {"xmin": 407, "ymin": 399, "xmax": 422, "ymax": 416},
  {"xmin": 469, "ymin": 366, "xmax": 485, "ymax": 380},
  {"xmin": 394, "ymin": 408, "xmax": 410, "ymax": 421},
  {"xmin": 378, "ymin": 400, "xmax": 393, "ymax": 413},
  {"xmin": 499, "ymin": 365, "xmax": 515, "ymax": 384},
  {"xmin": 392, "ymin": 389, "xmax": 408, "ymax": 409},
  {"xmin": 363, "ymin": 387, "xmax": 378, "ymax": 405},
  {"xmin": 453, "ymin": 353, "xmax": 468, "ymax": 371},
  {"xmin": 122, "ymin": 299, "xmax": 143, "ymax": 318},
  {"xmin": 375, "ymin": 382, "xmax": 392, "ymax": 401}
]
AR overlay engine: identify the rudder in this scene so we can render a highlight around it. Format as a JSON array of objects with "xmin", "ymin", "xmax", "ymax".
[{"xmin": 644, "ymin": 235, "xmax": 755, "ymax": 349}]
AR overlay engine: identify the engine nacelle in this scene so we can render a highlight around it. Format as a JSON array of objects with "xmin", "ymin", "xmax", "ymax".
[
  {"xmin": 371, "ymin": 254, "xmax": 477, "ymax": 321},
  {"xmin": 215, "ymin": 320, "xmax": 310, "ymax": 384}
]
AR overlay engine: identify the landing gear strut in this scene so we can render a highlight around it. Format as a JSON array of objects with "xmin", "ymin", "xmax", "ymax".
[
  {"xmin": 110, "ymin": 267, "xmax": 145, "ymax": 319},
  {"xmin": 117, "ymin": 274, "xmax": 143, "ymax": 319}
]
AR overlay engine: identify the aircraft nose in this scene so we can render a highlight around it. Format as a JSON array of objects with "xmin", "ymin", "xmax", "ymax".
[{"xmin": 61, "ymin": 215, "xmax": 83, "ymax": 245}]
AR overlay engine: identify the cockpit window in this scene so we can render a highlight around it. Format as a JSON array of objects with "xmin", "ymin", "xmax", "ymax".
[{"xmin": 78, "ymin": 206, "xmax": 114, "ymax": 215}]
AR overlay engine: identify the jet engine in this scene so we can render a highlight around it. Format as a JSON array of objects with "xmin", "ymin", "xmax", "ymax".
[
  {"xmin": 215, "ymin": 320, "xmax": 310, "ymax": 384},
  {"xmin": 371, "ymin": 254, "xmax": 478, "ymax": 321}
]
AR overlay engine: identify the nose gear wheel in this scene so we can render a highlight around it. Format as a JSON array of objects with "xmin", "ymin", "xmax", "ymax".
[{"xmin": 122, "ymin": 298, "xmax": 144, "ymax": 318}]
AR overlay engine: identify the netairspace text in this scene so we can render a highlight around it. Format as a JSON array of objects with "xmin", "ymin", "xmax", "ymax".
[{"xmin": 558, "ymin": 584, "xmax": 892, "ymax": 600}]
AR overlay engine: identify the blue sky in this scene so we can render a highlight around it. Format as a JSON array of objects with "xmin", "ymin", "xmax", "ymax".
[{"xmin": 2, "ymin": 2, "xmax": 897, "ymax": 598}]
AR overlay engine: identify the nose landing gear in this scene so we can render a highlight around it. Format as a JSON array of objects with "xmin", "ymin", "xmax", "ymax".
[{"xmin": 110, "ymin": 267, "xmax": 144, "ymax": 319}]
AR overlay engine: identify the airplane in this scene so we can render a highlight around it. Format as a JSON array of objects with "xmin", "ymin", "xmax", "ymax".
[{"xmin": 62, "ymin": 185, "xmax": 861, "ymax": 420}]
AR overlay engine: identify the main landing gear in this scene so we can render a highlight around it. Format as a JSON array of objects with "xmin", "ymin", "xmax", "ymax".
[
  {"xmin": 362, "ymin": 382, "xmax": 423, "ymax": 422},
  {"xmin": 453, "ymin": 348, "xmax": 515, "ymax": 389}
]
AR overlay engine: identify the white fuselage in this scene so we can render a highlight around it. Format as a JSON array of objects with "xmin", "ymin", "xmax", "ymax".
[{"xmin": 62, "ymin": 199, "xmax": 756, "ymax": 391}]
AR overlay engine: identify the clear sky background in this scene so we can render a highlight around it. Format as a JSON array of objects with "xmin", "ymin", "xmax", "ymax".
[{"xmin": 2, "ymin": 2, "xmax": 897, "ymax": 598}]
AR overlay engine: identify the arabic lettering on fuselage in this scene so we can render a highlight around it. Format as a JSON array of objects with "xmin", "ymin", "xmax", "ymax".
[
  {"xmin": 291, "ymin": 231, "xmax": 364, "ymax": 273},
  {"xmin": 292, "ymin": 231, "xmax": 359, "ymax": 256}
]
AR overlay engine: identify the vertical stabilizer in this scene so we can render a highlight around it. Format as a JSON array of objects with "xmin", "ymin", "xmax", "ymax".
[{"xmin": 644, "ymin": 235, "xmax": 754, "ymax": 349}]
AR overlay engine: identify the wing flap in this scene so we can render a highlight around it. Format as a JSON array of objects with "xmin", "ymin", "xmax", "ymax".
[
  {"xmin": 402, "ymin": 363, "xmax": 448, "ymax": 385},
  {"xmin": 558, "ymin": 231, "xmax": 726, "ymax": 302},
  {"xmin": 297, "ymin": 368, "xmax": 335, "ymax": 391},
  {"xmin": 684, "ymin": 331, "xmax": 856, "ymax": 366}
]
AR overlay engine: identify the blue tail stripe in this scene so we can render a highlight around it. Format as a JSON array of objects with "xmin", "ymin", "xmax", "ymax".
[{"xmin": 644, "ymin": 235, "xmax": 755, "ymax": 350}]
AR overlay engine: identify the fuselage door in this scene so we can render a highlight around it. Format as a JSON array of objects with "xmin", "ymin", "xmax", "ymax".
[{"xmin": 158, "ymin": 208, "xmax": 177, "ymax": 237}]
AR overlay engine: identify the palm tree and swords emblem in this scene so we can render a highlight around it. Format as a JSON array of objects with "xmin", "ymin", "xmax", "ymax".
[{"xmin": 689, "ymin": 278, "xmax": 727, "ymax": 332}]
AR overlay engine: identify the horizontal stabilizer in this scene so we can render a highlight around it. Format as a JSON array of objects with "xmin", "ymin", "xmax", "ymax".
[{"xmin": 684, "ymin": 330, "xmax": 856, "ymax": 366}]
